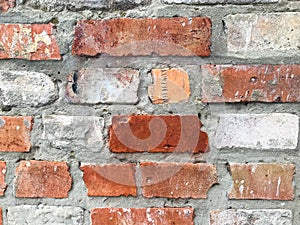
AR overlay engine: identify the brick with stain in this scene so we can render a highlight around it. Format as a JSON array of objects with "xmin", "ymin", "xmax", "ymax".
[
  {"xmin": 72, "ymin": 17, "xmax": 211, "ymax": 57},
  {"xmin": 228, "ymin": 163, "xmax": 295, "ymax": 200},
  {"xmin": 0, "ymin": 0, "xmax": 15, "ymax": 12},
  {"xmin": 0, "ymin": 162, "xmax": 6, "ymax": 196},
  {"xmin": 0, "ymin": 24, "xmax": 61, "ymax": 60},
  {"xmin": 109, "ymin": 115, "xmax": 209, "ymax": 153},
  {"xmin": 91, "ymin": 208, "xmax": 194, "ymax": 225}
]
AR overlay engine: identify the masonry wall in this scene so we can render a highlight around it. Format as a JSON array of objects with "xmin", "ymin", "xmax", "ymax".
[{"xmin": 0, "ymin": 0, "xmax": 299, "ymax": 224}]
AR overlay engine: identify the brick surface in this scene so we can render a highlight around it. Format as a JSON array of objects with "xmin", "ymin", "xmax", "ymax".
[
  {"xmin": 141, "ymin": 162, "xmax": 217, "ymax": 198},
  {"xmin": 164, "ymin": 0, "xmax": 278, "ymax": 3},
  {"xmin": 0, "ymin": 24, "xmax": 61, "ymax": 60},
  {"xmin": 109, "ymin": 115, "xmax": 209, "ymax": 153},
  {"xmin": 0, "ymin": 116, "xmax": 33, "ymax": 152},
  {"xmin": 80, "ymin": 164, "xmax": 137, "ymax": 197},
  {"xmin": 0, "ymin": 70, "xmax": 58, "ymax": 107},
  {"xmin": 91, "ymin": 208, "xmax": 194, "ymax": 225},
  {"xmin": 148, "ymin": 68, "xmax": 190, "ymax": 104},
  {"xmin": 0, "ymin": 162, "xmax": 6, "ymax": 196},
  {"xmin": 15, "ymin": 160, "xmax": 72, "ymax": 198},
  {"xmin": 225, "ymin": 13, "xmax": 300, "ymax": 58},
  {"xmin": 72, "ymin": 17, "xmax": 211, "ymax": 57},
  {"xmin": 210, "ymin": 209, "xmax": 292, "ymax": 225},
  {"xmin": 7, "ymin": 205, "xmax": 83, "ymax": 225},
  {"xmin": 228, "ymin": 163, "xmax": 294, "ymax": 200},
  {"xmin": 214, "ymin": 113, "xmax": 299, "ymax": 149},
  {"xmin": 0, "ymin": 0, "xmax": 15, "ymax": 12},
  {"xmin": 66, "ymin": 67, "xmax": 140, "ymax": 104},
  {"xmin": 201, "ymin": 65, "xmax": 300, "ymax": 103}
]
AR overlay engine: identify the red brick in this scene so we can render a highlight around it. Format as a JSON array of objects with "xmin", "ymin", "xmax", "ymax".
[
  {"xmin": 109, "ymin": 115, "xmax": 209, "ymax": 153},
  {"xmin": 0, "ymin": 24, "xmax": 61, "ymax": 60},
  {"xmin": 202, "ymin": 65, "xmax": 300, "ymax": 102},
  {"xmin": 15, "ymin": 161, "xmax": 72, "ymax": 198},
  {"xmin": 0, "ymin": 162, "xmax": 6, "ymax": 196},
  {"xmin": 91, "ymin": 208, "xmax": 194, "ymax": 225},
  {"xmin": 228, "ymin": 163, "xmax": 295, "ymax": 200},
  {"xmin": 0, "ymin": 208, "xmax": 2, "ymax": 225},
  {"xmin": 72, "ymin": 17, "xmax": 211, "ymax": 57},
  {"xmin": 0, "ymin": 116, "xmax": 33, "ymax": 152},
  {"xmin": 80, "ymin": 164, "xmax": 137, "ymax": 197},
  {"xmin": 141, "ymin": 162, "xmax": 217, "ymax": 198},
  {"xmin": 0, "ymin": 0, "xmax": 15, "ymax": 12}
]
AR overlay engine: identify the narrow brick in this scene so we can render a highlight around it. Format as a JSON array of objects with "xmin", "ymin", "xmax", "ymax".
[
  {"xmin": 109, "ymin": 115, "xmax": 209, "ymax": 153},
  {"xmin": 214, "ymin": 113, "xmax": 299, "ymax": 149},
  {"xmin": 164, "ymin": 0, "xmax": 278, "ymax": 4},
  {"xmin": 202, "ymin": 65, "xmax": 300, "ymax": 102},
  {"xmin": 0, "ymin": 24, "xmax": 61, "ymax": 60},
  {"xmin": 0, "ymin": 0, "xmax": 15, "ymax": 12},
  {"xmin": 0, "ymin": 208, "xmax": 2, "ymax": 225},
  {"xmin": 148, "ymin": 68, "xmax": 190, "ymax": 104},
  {"xmin": 141, "ymin": 162, "xmax": 217, "ymax": 198},
  {"xmin": 91, "ymin": 208, "xmax": 194, "ymax": 225},
  {"xmin": 66, "ymin": 67, "xmax": 140, "ymax": 104},
  {"xmin": 0, "ymin": 116, "xmax": 33, "ymax": 152},
  {"xmin": 72, "ymin": 17, "xmax": 211, "ymax": 57},
  {"xmin": 0, "ymin": 162, "xmax": 6, "ymax": 196},
  {"xmin": 228, "ymin": 163, "xmax": 294, "ymax": 200},
  {"xmin": 15, "ymin": 160, "xmax": 72, "ymax": 198},
  {"xmin": 80, "ymin": 164, "xmax": 137, "ymax": 197}
]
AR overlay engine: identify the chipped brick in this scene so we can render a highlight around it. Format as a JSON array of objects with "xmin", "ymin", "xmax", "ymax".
[{"xmin": 0, "ymin": 162, "xmax": 6, "ymax": 196}]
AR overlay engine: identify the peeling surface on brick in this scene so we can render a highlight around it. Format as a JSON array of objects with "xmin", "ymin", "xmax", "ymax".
[
  {"xmin": 0, "ymin": 162, "xmax": 6, "ymax": 196},
  {"xmin": 0, "ymin": 0, "xmax": 15, "ymax": 12}
]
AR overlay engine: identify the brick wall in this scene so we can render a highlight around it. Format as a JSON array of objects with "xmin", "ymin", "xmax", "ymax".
[{"xmin": 0, "ymin": 0, "xmax": 299, "ymax": 224}]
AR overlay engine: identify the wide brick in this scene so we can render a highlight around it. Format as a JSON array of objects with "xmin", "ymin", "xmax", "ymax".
[
  {"xmin": 42, "ymin": 115, "xmax": 104, "ymax": 151},
  {"xmin": 148, "ymin": 68, "xmax": 190, "ymax": 104},
  {"xmin": 225, "ymin": 13, "xmax": 300, "ymax": 58},
  {"xmin": 164, "ymin": 0, "xmax": 278, "ymax": 3},
  {"xmin": 202, "ymin": 65, "xmax": 300, "ymax": 103},
  {"xmin": 109, "ymin": 115, "xmax": 209, "ymax": 153},
  {"xmin": 0, "ymin": 162, "xmax": 6, "ymax": 196},
  {"xmin": 91, "ymin": 208, "xmax": 194, "ymax": 225},
  {"xmin": 0, "ymin": 0, "xmax": 15, "ymax": 12},
  {"xmin": 66, "ymin": 67, "xmax": 140, "ymax": 104},
  {"xmin": 141, "ymin": 162, "xmax": 217, "ymax": 198},
  {"xmin": 15, "ymin": 160, "xmax": 72, "ymax": 198},
  {"xmin": 80, "ymin": 164, "xmax": 137, "ymax": 197},
  {"xmin": 228, "ymin": 163, "xmax": 294, "ymax": 200},
  {"xmin": 7, "ymin": 205, "xmax": 83, "ymax": 225},
  {"xmin": 72, "ymin": 17, "xmax": 211, "ymax": 57},
  {"xmin": 0, "ymin": 116, "xmax": 33, "ymax": 152},
  {"xmin": 210, "ymin": 209, "xmax": 292, "ymax": 225},
  {"xmin": 214, "ymin": 113, "xmax": 299, "ymax": 149},
  {"xmin": 0, "ymin": 24, "xmax": 61, "ymax": 60},
  {"xmin": 0, "ymin": 70, "xmax": 58, "ymax": 108}
]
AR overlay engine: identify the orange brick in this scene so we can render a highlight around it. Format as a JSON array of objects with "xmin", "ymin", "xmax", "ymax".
[
  {"xmin": 0, "ymin": 162, "xmax": 6, "ymax": 196},
  {"xmin": 0, "ymin": 0, "xmax": 15, "ymax": 12}
]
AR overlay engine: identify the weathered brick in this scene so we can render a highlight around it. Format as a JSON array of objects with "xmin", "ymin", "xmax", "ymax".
[
  {"xmin": 7, "ymin": 205, "xmax": 83, "ymax": 225},
  {"xmin": 0, "ymin": 24, "xmax": 61, "ymax": 60},
  {"xmin": 0, "ymin": 0, "xmax": 15, "ymax": 12},
  {"xmin": 0, "ymin": 70, "xmax": 58, "ymax": 108},
  {"xmin": 0, "ymin": 116, "xmax": 33, "ymax": 152},
  {"xmin": 0, "ymin": 162, "xmax": 6, "ymax": 196},
  {"xmin": 66, "ymin": 67, "xmax": 140, "ymax": 104},
  {"xmin": 91, "ymin": 208, "xmax": 194, "ymax": 225},
  {"xmin": 214, "ymin": 113, "xmax": 299, "ymax": 149},
  {"xmin": 228, "ymin": 163, "xmax": 294, "ymax": 200},
  {"xmin": 148, "ymin": 68, "xmax": 190, "ymax": 104},
  {"xmin": 225, "ymin": 13, "xmax": 300, "ymax": 58},
  {"xmin": 72, "ymin": 17, "xmax": 211, "ymax": 57},
  {"xmin": 164, "ymin": 0, "xmax": 278, "ymax": 3},
  {"xmin": 109, "ymin": 115, "xmax": 209, "ymax": 153},
  {"xmin": 15, "ymin": 160, "xmax": 72, "ymax": 198},
  {"xmin": 141, "ymin": 162, "xmax": 217, "ymax": 198},
  {"xmin": 80, "ymin": 164, "xmax": 137, "ymax": 197},
  {"xmin": 202, "ymin": 65, "xmax": 300, "ymax": 103},
  {"xmin": 210, "ymin": 209, "xmax": 292, "ymax": 225}
]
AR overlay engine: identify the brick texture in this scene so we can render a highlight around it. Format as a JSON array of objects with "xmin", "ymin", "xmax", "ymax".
[
  {"xmin": 109, "ymin": 115, "xmax": 209, "ymax": 153},
  {"xmin": 0, "ymin": 162, "xmax": 6, "ymax": 196},
  {"xmin": 0, "ymin": 0, "xmax": 15, "ymax": 12},
  {"xmin": 0, "ymin": 208, "xmax": 2, "ymax": 225},
  {"xmin": 72, "ymin": 17, "xmax": 211, "ymax": 57},
  {"xmin": 15, "ymin": 161, "xmax": 72, "ymax": 198}
]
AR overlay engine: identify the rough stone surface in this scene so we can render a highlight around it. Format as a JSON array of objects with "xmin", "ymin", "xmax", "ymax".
[
  {"xmin": 66, "ymin": 67, "xmax": 140, "ymax": 104},
  {"xmin": 0, "ymin": 70, "xmax": 58, "ymax": 108},
  {"xmin": 0, "ymin": 116, "xmax": 33, "ymax": 152},
  {"xmin": 72, "ymin": 17, "xmax": 211, "ymax": 57},
  {"xmin": 0, "ymin": 0, "xmax": 15, "ymax": 12},
  {"xmin": 225, "ymin": 12, "xmax": 300, "ymax": 58},
  {"xmin": 164, "ymin": 0, "xmax": 278, "ymax": 3},
  {"xmin": 109, "ymin": 115, "xmax": 209, "ymax": 153},
  {"xmin": 201, "ymin": 65, "xmax": 300, "ymax": 103},
  {"xmin": 210, "ymin": 209, "xmax": 292, "ymax": 225},
  {"xmin": 148, "ymin": 68, "xmax": 190, "ymax": 104},
  {"xmin": 80, "ymin": 164, "xmax": 137, "ymax": 197},
  {"xmin": 91, "ymin": 208, "xmax": 194, "ymax": 225},
  {"xmin": 7, "ymin": 205, "xmax": 84, "ymax": 225},
  {"xmin": 0, "ymin": 162, "xmax": 6, "ymax": 196},
  {"xmin": 15, "ymin": 160, "xmax": 72, "ymax": 198},
  {"xmin": 214, "ymin": 113, "xmax": 299, "ymax": 149},
  {"xmin": 141, "ymin": 162, "xmax": 218, "ymax": 198}
]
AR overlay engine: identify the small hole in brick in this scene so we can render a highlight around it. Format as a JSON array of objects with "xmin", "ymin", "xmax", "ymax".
[{"xmin": 24, "ymin": 119, "xmax": 30, "ymax": 128}]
